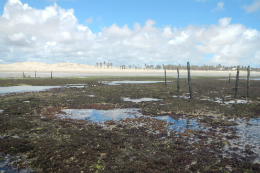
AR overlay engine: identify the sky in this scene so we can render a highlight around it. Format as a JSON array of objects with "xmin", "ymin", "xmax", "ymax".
[{"xmin": 0, "ymin": 0, "xmax": 260, "ymax": 68}]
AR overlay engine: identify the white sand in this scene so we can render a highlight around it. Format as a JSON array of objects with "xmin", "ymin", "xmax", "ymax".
[{"xmin": 0, "ymin": 61, "xmax": 260, "ymax": 77}]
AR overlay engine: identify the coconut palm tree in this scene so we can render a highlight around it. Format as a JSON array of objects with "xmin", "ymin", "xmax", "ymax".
[{"xmin": 103, "ymin": 61, "xmax": 106, "ymax": 69}]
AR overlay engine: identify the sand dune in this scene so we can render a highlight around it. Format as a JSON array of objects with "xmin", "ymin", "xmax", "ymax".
[{"xmin": 0, "ymin": 61, "xmax": 259, "ymax": 77}]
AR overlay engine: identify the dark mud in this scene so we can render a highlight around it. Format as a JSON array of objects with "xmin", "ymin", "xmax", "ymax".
[{"xmin": 0, "ymin": 77, "xmax": 260, "ymax": 172}]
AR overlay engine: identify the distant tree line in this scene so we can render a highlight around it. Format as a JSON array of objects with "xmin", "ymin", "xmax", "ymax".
[
  {"xmin": 95, "ymin": 62, "xmax": 259, "ymax": 71},
  {"xmin": 118, "ymin": 63, "xmax": 259, "ymax": 71},
  {"xmin": 96, "ymin": 62, "xmax": 113, "ymax": 69}
]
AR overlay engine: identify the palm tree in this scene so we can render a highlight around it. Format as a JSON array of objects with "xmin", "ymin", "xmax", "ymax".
[
  {"xmin": 96, "ymin": 62, "xmax": 98, "ymax": 68},
  {"xmin": 100, "ymin": 62, "xmax": 102, "ymax": 69},
  {"xmin": 110, "ymin": 63, "xmax": 113, "ymax": 69},
  {"xmin": 104, "ymin": 61, "xmax": 106, "ymax": 69}
]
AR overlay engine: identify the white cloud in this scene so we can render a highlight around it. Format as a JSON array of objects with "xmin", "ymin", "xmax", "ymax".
[
  {"xmin": 0, "ymin": 0, "xmax": 260, "ymax": 67},
  {"xmin": 243, "ymin": 0, "xmax": 260, "ymax": 13},
  {"xmin": 212, "ymin": 2, "xmax": 225, "ymax": 12},
  {"xmin": 85, "ymin": 17, "xmax": 93, "ymax": 24}
]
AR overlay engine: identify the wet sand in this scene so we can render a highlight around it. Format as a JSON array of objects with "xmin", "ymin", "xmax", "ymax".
[{"xmin": 1, "ymin": 69, "xmax": 260, "ymax": 78}]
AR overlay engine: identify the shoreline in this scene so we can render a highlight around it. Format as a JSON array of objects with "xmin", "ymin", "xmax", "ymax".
[{"xmin": 1, "ymin": 69, "xmax": 260, "ymax": 77}]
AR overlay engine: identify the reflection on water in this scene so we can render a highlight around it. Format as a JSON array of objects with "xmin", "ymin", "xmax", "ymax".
[
  {"xmin": 102, "ymin": 81, "xmax": 169, "ymax": 85},
  {"xmin": 223, "ymin": 118, "xmax": 260, "ymax": 163},
  {"xmin": 0, "ymin": 153, "xmax": 33, "ymax": 173},
  {"xmin": 0, "ymin": 110, "xmax": 3, "ymax": 113},
  {"xmin": 54, "ymin": 108, "xmax": 143, "ymax": 123},
  {"xmin": 219, "ymin": 77, "xmax": 260, "ymax": 80},
  {"xmin": 0, "ymin": 85, "xmax": 62, "ymax": 94},
  {"xmin": 122, "ymin": 97, "xmax": 162, "ymax": 102},
  {"xmin": 154, "ymin": 116, "xmax": 205, "ymax": 133}
]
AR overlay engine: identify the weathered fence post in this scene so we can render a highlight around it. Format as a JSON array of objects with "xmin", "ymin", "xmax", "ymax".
[
  {"xmin": 187, "ymin": 62, "xmax": 192, "ymax": 99},
  {"xmin": 177, "ymin": 68, "xmax": 180, "ymax": 92},
  {"xmin": 234, "ymin": 65, "xmax": 240, "ymax": 99},
  {"xmin": 23, "ymin": 71, "xmax": 24, "ymax": 78},
  {"xmin": 35, "ymin": 71, "xmax": 36, "ymax": 78},
  {"xmin": 51, "ymin": 71, "xmax": 52, "ymax": 79},
  {"xmin": 229, "ymin": 73, "xmax": 231, "ymax": 83},
  {"xmin": 247, "ymin": 65, "xmax": 250, "ymax": 98},
  {"xmin": 164, "ymin": 69, "xmax": 166, "ymax": 85}
]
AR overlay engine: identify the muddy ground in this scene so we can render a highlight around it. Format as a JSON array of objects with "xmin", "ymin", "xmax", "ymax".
[{"xmin": 0, "ymin": 76, "xmax": 260, "ymax": 172}]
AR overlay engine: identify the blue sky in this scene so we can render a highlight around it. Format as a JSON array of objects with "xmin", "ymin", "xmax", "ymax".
[{"xmin": 0, "ymin": 0, "xmax": 260, "ymax": 68}]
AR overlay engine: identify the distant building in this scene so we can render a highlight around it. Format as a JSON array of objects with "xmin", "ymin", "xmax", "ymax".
[
  {"xmin": 218, "ymin": 68, "xmax": 224, "ymax": 71},
  {"xmin": 231, "ymin": 68, "xmax": 237, "ymax": 71}
]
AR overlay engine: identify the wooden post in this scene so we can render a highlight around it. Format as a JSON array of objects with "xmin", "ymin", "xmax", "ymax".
[
  {"xmin": 177, "ymin": 68, "xmax": 180, "ymax": 92},
  {"xmin": 229, "ymin": 73, "xmax": 231, "ymax": 83},
  {"xmin": 164, "ymin": 69, "xmax": 166, "ymax": 85},
  {"xmin": 187, "ymin": 62, "xmax": 192, "ymax": 99},
  {"xmin": 51, "ymin": 71, "xmax": 52, "ymax": 79},
  {"xmin": 234, "ymin": 66, "xmax": 240, "ymax": 99},
  {"xmin": 247, "ymin": 65, "xmax": 250, "ymax": 98},
  {"xmin": 35, "ymin": 71, "xmax": 36, "ymax": 78},
  {"xmin": 23, "ymin": 71, "xmax": 24, "ymax": 78}
]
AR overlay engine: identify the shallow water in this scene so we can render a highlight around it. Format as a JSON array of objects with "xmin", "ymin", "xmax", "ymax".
[
  {"xmin": 0, "ymin": 85, "xmax": 62, "ymax": 94},
  {"xmin": 0, "ymin": 110, "xmax": 3, "ymax": 113},
  {"xmin": 223, "ymin": 118, "xmax": 260, "ymax": 163},
  {"xmin": 54, "ymin": 108, "xmax": 143, "ymax": 123},
  {"xmin": 122, "ymin": 97, "xmax": 162, "ymax": 102},
  {"xmin": 154, "ymin": 116, "xmax": 205, "ymax": 133},
  {"xmin": 101, "ymin": 81, "xmax": 170, "ymax": 85},
  {"xmin": 0, "ymin": 153, "xmax": 33, "ymax": 173},
  {"xmin": 219, "ymin": 77, "xmax": 260, "ymax": 81}
]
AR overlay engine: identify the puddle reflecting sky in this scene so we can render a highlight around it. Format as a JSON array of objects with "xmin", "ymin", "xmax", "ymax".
[
  {"xmin": 102, "ymin": 81, "xmax": 170, "ymax": 85},
  {"xmin": 122, "ymin": 97, "xmax": 162, "ymax": 102},
  {"xmin": 53, "ymin": 107, "xmax": 260, "ymax": 163},
  {"xmin": 219, "ymin": 77, "xmax": 260, "ymax": 80},
  {"xmin": 223, "ymin": 118, "xmax": 260, "ymax": 163},
  {"xmin": 55, "ymin": 108, "xmax": 143, "ymax": 123},
  {"xmin": 154, "ymin": 116, "xmax": 205, "ymax": 132},
  {"xmin": 0, "ymin": 85, "xmax": 62, "ymax": 94}
]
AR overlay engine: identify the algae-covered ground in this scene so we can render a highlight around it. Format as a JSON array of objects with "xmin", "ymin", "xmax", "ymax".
[{"xmin": 0, "ymin": 76, "xmax": 260, "ymax": 172}]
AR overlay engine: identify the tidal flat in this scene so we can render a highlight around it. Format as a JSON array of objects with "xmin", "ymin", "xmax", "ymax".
[{"xmin": 0, "ymin": 76, "xmax": 260, "ymax": 172}]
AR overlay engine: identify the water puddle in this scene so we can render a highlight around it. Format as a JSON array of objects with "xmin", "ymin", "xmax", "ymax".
[
  {"xmin": 222, "ymin": 118, "xmax": 260, "ymax": 163},
  {"xmin": 173, "ymin": 93, "xmax": 254, "ymax": 105},
  {"xmin": 202, "ymin": 97, "xmax": 252, "ymax": 105},
  {"xmin": 101, "ymin": 81, "xmax": 170, "ymax": 85},
  {"xmin": 0, "ymin": 110, "xmax": 3, "ymax": 113},
  {"xmin": 54, "ymin": 108, "xmax": 143, "ymax": 123},
  {"xmin": 0, "ymin": 153, "xmax": 33, "ymax": 173},
  {"xmin": 65, "ymin": 84, "xmax": 87, "ymax": 88},
  {"xmin": 154, "ymin": 116, "xmax": 205, "ymax": 133},
  {"xmin": 0, "ymin": 85, "xmax": 62, "ymax": 95},
  {"xmin": 122, "ymin": 97, "xmax": 162, "ymax": 102},
  {"xmin": 219, "ymin": 77, "xmax": 260, "ymax": 81},
  {"xmin": 172, "ymin": 95, "xmax": 190, "ymax": 99},
  {"xmin": 88, "ymin": 95, "xmax": 95, "ymax": 97}
]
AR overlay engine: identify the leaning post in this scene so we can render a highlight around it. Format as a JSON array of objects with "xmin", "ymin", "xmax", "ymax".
[
  {"xmin": 177, "ymin": 68, "xmax": 180, "ymax": 92},
  {"xmin": 187, "ymin": 62, "xmax": 192, "ymax": 99},
  {"xmin": 229, "ymin": 73, "xmax": 231, "ymax": 83},
  {"xmin": 51, "ymin": 71, "xmax": 52, "ymax": 79},
  {"xmin": 247, "ymin": 65, "xmax": 250, "ymax": 98},
  {"xmin": 234, "ymin": 65, "xmax": 240, "ymax": 99},
  {"xmin": 35, "ymin": 71, "xmax": 36, "ymax": 78},
  {"xmin": 164, "ymin": 69, "xmax": 167, "ymax": 85}
]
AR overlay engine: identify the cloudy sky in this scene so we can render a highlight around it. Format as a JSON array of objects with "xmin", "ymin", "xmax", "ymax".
[{"xmin": 0, "ymin": 0, "xmax": 260, "ymax": 68}]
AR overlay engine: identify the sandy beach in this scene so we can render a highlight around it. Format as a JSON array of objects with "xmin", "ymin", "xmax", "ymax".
[{"xmin": 0, "ymin": 61, "xmax": 260, "ymax": 77}]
